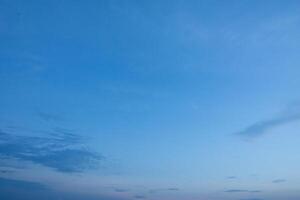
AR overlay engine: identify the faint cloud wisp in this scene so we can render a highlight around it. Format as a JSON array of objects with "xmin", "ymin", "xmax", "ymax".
[
  {"xmin": 237, "ymin": 103, "xmax": 300, "ymax": 137},
  {"xmin": 225, "ymin": 189, "xmax": 261, "ymax": 193},
  {"xmin": 272, "ymin": 179, "xmax": 286, "ymax": 183}
]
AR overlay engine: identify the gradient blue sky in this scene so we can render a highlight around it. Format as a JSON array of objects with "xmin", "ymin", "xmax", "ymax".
[{"xmin": 1, "ymin": 0, "xmax": 300, "ymax": 200}]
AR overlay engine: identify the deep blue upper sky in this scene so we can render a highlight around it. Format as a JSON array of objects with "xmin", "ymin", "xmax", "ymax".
[{"xmin": 1, "ymin": 0, "xmax": 300, "ymax": 200}]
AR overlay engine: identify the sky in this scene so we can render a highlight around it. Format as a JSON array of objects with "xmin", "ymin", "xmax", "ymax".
[{"xmin": 1, "ymin": 0, "xmax": 300, "ymax": 199}]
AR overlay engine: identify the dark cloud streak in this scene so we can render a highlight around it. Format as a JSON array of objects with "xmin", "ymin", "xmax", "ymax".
[
  {"xmin": 236, "ymin": 113, "xmax": 300, "ymax": 137},
  {"xmin": 272, "ymin": 179, "xmax": 286, "ymax": 183},
  {"xmin": 225, "ymin": 189, "xmax": 261, "ymax": 193}
]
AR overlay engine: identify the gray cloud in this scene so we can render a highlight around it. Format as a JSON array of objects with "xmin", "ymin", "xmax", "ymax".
[
  {"xmin": 272, "ymin": 179, "xmax": 286, "ymax": 183},
  {"xmin": 225, "ymin": 189, "xmax": 261, "ymax": 193},
  {"xmin": 225, "ymin": 189, "xmax": 248, "ymax": 193},
  {"xmin": 134, "ymin": 195, "xmax": 146, "ymax": 199},
  {"xmin": 0, "ymin": 129, "xmax": 103, "ymax": 173},
  {"xmin": 227, "ymin": 176, "xmax": 237, "ymax": 179},
  {"xmin": 237, "ymin": 112, "xmax": 300, "ymax": 137},
  {"xmin": 149, "ymin": 187, "xmax": 180, "ymax": 194},
  {"xmin": 114, "ymin": 188, "xmax": 130, "ymax": 193}
]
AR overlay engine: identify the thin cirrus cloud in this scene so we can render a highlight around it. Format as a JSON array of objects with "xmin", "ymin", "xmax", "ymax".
[
  {"xmin": 236, "ymin": 110, "xmax": 300, "ymax": 137},
  {"xmin": 37, "ymin": 111, "xmax": 64, "ymax": 122},
  {"xmin": 148, "ymin": 187, "xmax": 180, "ymax": 194},
  {"xmin": 134, "ymin": 195, "xmax": 146, "ymax": 199},
  {"xmin": 272, "ymin": 179, "xmax": 286, "ymax": 183},
  {"xmin": 0, "ymin": 128, "xmax": 104, "ymax": 173},
  {"xmin": 114, "ymin": 188, "xmax": 130, "ymax": 193},
  {"xmin": 227, "ymin": 176, "xmax": 237, "ymax": 179},
  {"xmin": 225, "ymin": 189, "xmax": 261, "ymax": 193}
]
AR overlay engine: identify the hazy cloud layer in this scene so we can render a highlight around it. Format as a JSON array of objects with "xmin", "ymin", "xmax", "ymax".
[{"xmin": 0, "ymin": 129, "xmax": 103, "ymax": 172}]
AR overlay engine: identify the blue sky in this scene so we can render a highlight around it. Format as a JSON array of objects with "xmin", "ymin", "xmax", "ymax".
[{"xmin": 1, "ymin": 0, "xmax": 300, "ymax": 199}]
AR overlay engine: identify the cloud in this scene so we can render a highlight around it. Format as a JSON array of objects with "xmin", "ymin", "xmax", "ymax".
[
  {"xmin": 0, "ymin": 129, "xmax": 103, "ymax": 173},
  {"xmin": 0, "ymin": 177, "xmax": 46, "ymax": 190},
  {"xmin": 236, "ymin": 105, "xmax": 300, "ymax": 137},
  {"xmin": 50, "ymin": 127, "xmax": 82, "ymax": 143},
  {"xmin": 0, "ymin": 177, "xmax": 128, "ymax": 200},
  {"xmin": 272, "ymin": 179, "xmax": 286, "ymax": 183},
  {"xmin": 149, "ymin": 187, "xmax": 180, "ymax": 194},
  {"xmin": 0, "ymin": 177, "xmax": 51, "ymax": 200},
  {"xmin": 114, "ymin": 188, "xmax": 130, "ymax": 193},
  {"xmin": 225, "ymin": 189, "xmax": 261, "ymax": 193},
  {"xmin": 134, "ymin": 195, "xmax": 146, "ymax": 199},
  {"xmin": 240, "ymin": 199, "xmax": 264, "ymax": 200},
  {"xmin": 227, "ymin": 176, "xmax": 237, "ymax": 179},
  {"xmin": 225, "ymin": 189, "xmax": 248, "ymax": 193},
  {"xmin": 37, "ymin": 111, "xmax": 63, "ymax": 122},
  {"xmin": 0, "ymin": 169, "xmax": 14, "ymax": 174},
  {"xmin": 167, "ymin": 187, "xmax": 180, "ymax": 191}
]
